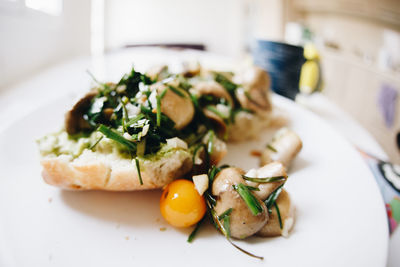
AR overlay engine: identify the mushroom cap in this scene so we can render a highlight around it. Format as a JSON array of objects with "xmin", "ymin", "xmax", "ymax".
[
  {"xmin": 212, "ymin": 167, "xmax": 268, "ymax": 239},
  {"xmin": 65, "ymin": 91, "xmax": 98, "ymax": 135},
  {"xmin": 193, "ymin": 80, "xmax": 233, "ymax": 107},
  {"xmin": 156, "ymin": 85, "xmax": 195, "ymax": 130},
  {"xmin": 260, "ymin": 128, "xmax": 303, "ymax": 168},
  {"xmin": 202, "ymin": 108, "xmax": 227, "ymax": 137},
  {"xmin": 257, "ymin": 189, "xmax": 295, "ymax": 237},
  {"xmin": 246, "ymin": 162, "xmax": 287, "ymax": 201},
  {"xmin": 235, "ymin": 67, "xmax": 272, "ymax": 114}
]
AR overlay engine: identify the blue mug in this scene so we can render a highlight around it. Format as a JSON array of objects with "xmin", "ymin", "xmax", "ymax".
[{"xmin": 252, "ymin": 40, "xmax": 305, "ymax": 100}]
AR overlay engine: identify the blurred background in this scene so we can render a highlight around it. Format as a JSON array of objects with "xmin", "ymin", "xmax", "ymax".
[{"xmin": 0, "ymin": 0, "xmax": 399, "ymax": 163}]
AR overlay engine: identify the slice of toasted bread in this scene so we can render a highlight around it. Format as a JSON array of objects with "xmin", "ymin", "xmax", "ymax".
[{"xmin": 41, "ymin": 148, "xmax": 193, "ymax": 191}]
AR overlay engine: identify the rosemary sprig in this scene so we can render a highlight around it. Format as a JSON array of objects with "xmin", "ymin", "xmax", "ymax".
[
  {"xmin": 98, "ymin": 125, "xmax": 136, "ymax": 151},
  {"xmin": 135, "ymin": 157, "xmax": 143, "ymax": 185},
  {"xmin": 232, "ymin": 183, "xmax": 263, "ymax": 216},
  {"xmin": 242, "ymin": 175, "xmax": 287, "ymax": 183}
]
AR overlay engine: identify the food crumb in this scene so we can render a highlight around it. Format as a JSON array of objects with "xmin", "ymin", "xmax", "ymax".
[
  {"xmin": 125, "ymin": 236, "xmax": 130, "ymax": 240},
  {"xmin": 250, "ymin": 150, "xmax": 262, "ymax": 157},
  {"xmin": 159, "ymin": 227, "xmax": 167, "ymax": 232},
  {"xmin": 48, "ymin": 198, "xmax": 52, "ymax": 203}
]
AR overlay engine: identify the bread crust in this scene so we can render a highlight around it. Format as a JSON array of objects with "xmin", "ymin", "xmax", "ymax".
[{"xmin": 41, "ymin": 149, "xmax": 192, "ymax": 191}]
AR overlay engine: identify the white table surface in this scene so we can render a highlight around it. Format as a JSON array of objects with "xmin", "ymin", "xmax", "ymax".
[{"xmin": 0, "ymin": 47, "xmax": 398, "ymax": 266}]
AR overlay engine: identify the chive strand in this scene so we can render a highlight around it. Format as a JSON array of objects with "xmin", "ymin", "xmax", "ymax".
[
  {"xmin": 274, "ymin": 202, "xmax": 283, "ymax": 229},
  {"xmin": 89, "ymin": 136, "xmax": 103, "ymax": 150},
  {"xmin": 242, "ymin": 175, "xmax": 287, "ymax": 183},
  {"xmin": 266, "ymin": 144, "xmax": 277, "ymax": 152},
  {"xmin": 233, "ymin": 183, "xmax": 263, "ymax": 216},
  {"xmin": 187, "ymin": 218, "xmax": 203, "ymax": 243},
  {"xmin": 135, "ymin": 157, "xmax": 143, "ymax": 185}
]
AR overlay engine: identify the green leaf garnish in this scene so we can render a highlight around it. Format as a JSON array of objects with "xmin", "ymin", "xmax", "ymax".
[
  {"xmin": 98, "ymin": 125, "xmax": 136, "ymax": 151},
  {"xmin": 232, "ymin": 183, "xmax": 264, "ymax": 216},
  {"xmin": 135, "ymin": 157, "xmax": 143, "ymax": 185},
  {"xmin": 242, "ymin": 175, "xmax": 287, "ymax": 183}
]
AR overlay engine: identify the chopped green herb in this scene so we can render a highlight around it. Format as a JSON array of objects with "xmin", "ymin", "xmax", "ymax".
[
  {"xmin": 206, "ymin": 105, "xmax": 229, "ymax": 120},
  {"xmin": 265, "ymin": 184, "xmax": 284, "ymax": 212},
  {"xmin": 135, "ymin": 157, "xmax": 143, "ymax": 185},
  {"xmin": 89, "ymin": 136, "xmax": 103, "ymax": 150},
  {"xmin": 242, "ymin": 175, "xmax": 287, "ymax": 183},
  {"xmin": 222, "ymin": 215, "xmax": 231, "ymax": 238},
  {"xmin": 156, "ymin": 95, "xmax": 162, "ymax": 127},
  {"xmin": 159, "ymin": 88, "xmax": 168, "ymax": 99},
  {"xmin": 98, "ymin": 125, "xmax": 136, "ymax": 151},
  {"xmin": 266, "ymin": 144, "xmax": 277, "ymax": 152},
  {"xmin": 168, "ymin": 85, "xmax": 185, "ymax": 97},
  {"xmin": 126, "ymin": 114, "xmax": 144, "ymax": 127},
  {"xmin": 218, "ymin": 208, "xmax": 233, "ymax": 220},
  {"xmin": 205, "ymin": 197, "xmax": 264, "ymax": 260},
  {"xmin": 214, "ymin": 72, "xmax": 237, "ymax": 93},
  {"xmin": 245, "ymin": 185, "xmax": 260, "ymax": 191},
  {"xmin": 274, "ymin": 202, "xmax": 283, "ymax": 229},
  {"xmin": 187, "ymin": 218, "xmax": 203, "ymax": 243},
  {"xmin": 232, "ymin": 183, "xmax": 264, "ymax": 216}
]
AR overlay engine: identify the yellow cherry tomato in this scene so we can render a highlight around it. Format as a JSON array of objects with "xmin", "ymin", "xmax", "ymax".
[{"xmin": 160, "ymin": 179, "xmax": 206, "ymax": 227}]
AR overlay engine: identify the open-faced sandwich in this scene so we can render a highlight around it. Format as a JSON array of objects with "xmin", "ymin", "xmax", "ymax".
[{"xmin": 37, "ymin": 63, "xmax": 302, "ymax": 258}]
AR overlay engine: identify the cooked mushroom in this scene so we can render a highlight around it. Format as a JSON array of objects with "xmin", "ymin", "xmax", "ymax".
[
  {"xmin": 146, "ymin": 65, "xmax": 169, "ymax": 81},
  {"xmin": 261, "ymin": 128, "xmax": 303, "ymax": 168},
  {"xmin": 65, "ymin": 91, "xmax": 98, "ymax": 135},
  {"xmin": 182, "ymin": 61, "xmax": 201, "ymax": 78},
  {"xmin": 212, "ymin": 167, "xmax": 268, "ymax": 239},
  {"xmin": 156, "ymin": 84, "xmax": 195, "ymax": 130},
  {"xmin": 257, "ymin": 189, "xmax": 295, "ymax": 237},
  {"xmin": 193, "ymin": 81, "xmax": 233, "ymax": 107},
  {"xmin": 203, "ymin": 108, "xmax": 227, "ymax": 137},
  {"xmin": 235, "ymin": 66, "xmax": 272, "ymax": 114},
  {"xmin": 201, "ymin": 132, "xmax": 227, "ymax": 166},
  {"xmin": 244, "ymin": 162, "xmax": 287, "ymax": 201}
]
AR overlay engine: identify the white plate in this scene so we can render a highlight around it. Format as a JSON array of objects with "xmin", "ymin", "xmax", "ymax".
[{"xmin": 0, "ymin": 93, "xmax": 388, "ymax": 267}]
